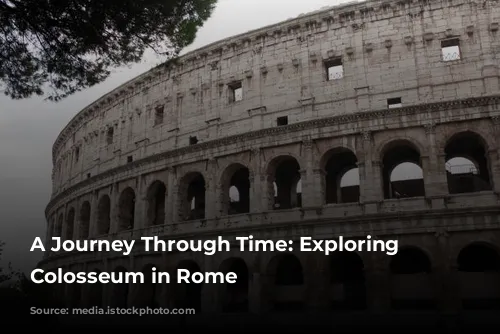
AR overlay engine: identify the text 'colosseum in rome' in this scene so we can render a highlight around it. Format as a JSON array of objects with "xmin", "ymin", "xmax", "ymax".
[{"xmin": 41, "ymin": 0, "xmax": 500, "ymax": 330}]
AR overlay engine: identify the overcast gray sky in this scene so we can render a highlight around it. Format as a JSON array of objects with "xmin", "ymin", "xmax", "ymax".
[{"xmin": 0, "ymin": 0, "xmax": 354, "ymax": 273}]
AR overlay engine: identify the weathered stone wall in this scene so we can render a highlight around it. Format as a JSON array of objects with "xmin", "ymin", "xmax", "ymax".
[
  {"xmin": 41, "ymin": 0, "xmax": 500, "ymax": 321},
  {"xmin": 51, "ymin": 0, "xmax": 500, "ymax": 194}
]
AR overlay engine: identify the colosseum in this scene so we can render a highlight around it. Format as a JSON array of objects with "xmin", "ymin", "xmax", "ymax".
[{"xmin": 39, "ymin": 0, "xmax": 500, "ymax": 330}]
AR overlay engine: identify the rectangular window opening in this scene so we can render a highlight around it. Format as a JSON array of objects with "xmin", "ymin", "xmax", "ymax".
[
  {"xmin": 106, "ymin": 127, "xmax": 114, "ymax": 145},
  {"xmin": 229, "ymin": 82, "xmax": 243, "ymax": 103},
  {"xmin": 127, "ymin": 156, "xmax": 133, "ymax": 163},
  {"xmin": 189, "ymin": 136, "xmax": 198, "ymax": 145},
  {"xmin": 441, "ymin": 38, "xmax": 461, "ymax": 61},
  {"xmin": 154, "ymin": 106, "xmax": 164, "ymax": 126},
  {"xmin": 388, "ymin": 97, "xmax": 402, "ymax": 109},
  {"xmin": 75, "ymin": 147, "xmax": 80, "ymax": 162},
  {"xmin": 325, "ymin": 58, "xmax": 344, "ymax": 81},
  {"xmin": 277, "ymin": 116, "xmax": 288, "ymax": 126},
  {"xmin": 87, "ymin": 173, "xmax": 91, "ymax": 179}
]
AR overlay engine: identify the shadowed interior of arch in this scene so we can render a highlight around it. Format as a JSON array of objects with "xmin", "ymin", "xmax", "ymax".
[
  {"xmin": 268, "ymin": 253, "xmax": 305, "ymax": 311},
  {"xmin": 79, "ymin": 201, "xmax": 91, "ymax": 239},
  {"xmin": 389, "ymin": 247, "xmax": 435, "ymax": 310},
  {"xmin": 457, "ymin": 243, "xmax": 500, "ymax": 310},
  {"xmin": 322, "ymin": 148, "xmax": 360, "ymax": 204},
  {"xmin": 445, "ymin": 131, "xmax": 492, "ymax": 194},
  {"xmin": 110, "ymin": 266, "xmax": 129, "ymax": 308},
  {"xmin": 224, "ymin": 164, "xmax": 250, "ymax": 215},
  {"xmin": 118, "ymin": 187, "xmax": 136, "ymax": 231},
  {"xmin": 329, "ymin": 251, "xmax": 366, "ymax": 310},
  {"xmin": 146, "ymin": 181, "xmax": 167, "ymax": 226},
  {"xmin": 181, "ymin": 173, "xmax": 206, "ymax": 221},
  {"xmin": 382, "ymin": 141, "xmax": 425, "ymax": 199},
  {"xmin": 268, "ymin": 157, "xmax": 302, "ymax": 210}
]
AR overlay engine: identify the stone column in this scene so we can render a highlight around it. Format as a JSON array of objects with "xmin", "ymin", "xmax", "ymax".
[
  {"xmin": 134, "ymin": 176, "xmax": 147, "ymax": 229},
  {"xmin": 365, "ymin": 255, "xmax": 391, "ymax": 314},
  {"xmin": 306, "ymin": 255, "xmax": 329, "ymax": 310},
  {"xmin": 360, "ymin": 131, "xmax": 382, "ymax": 213},
  {"xmin": 422, "ymin": 123, "xmax": 448, "ymax": 207},
  {"xmin": 300, "ymin": 137, "xmax": 322, "ymax": 208},
  {"xmin": 205, "ymin": 161, "xmax": 218, "ymax": 220},
  {"xmin": 89, "ymin": 191, "xmax": 99, "ymax": 238},
  {"xmin": 109, "ymin": 184, "xmax": 120, "ymax": 234},
  {"xmin": 166, "ymin": 167, "xmax": 178, "ymax": 224},
  {"xmin": 434, "ymin": 230, "xmax": 461, "ymax": 314}
]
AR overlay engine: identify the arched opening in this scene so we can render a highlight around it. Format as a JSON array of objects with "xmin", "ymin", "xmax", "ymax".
[
  {"xmin": 110, "ymin": 266, "xmax": 129, "ymax": 308},
  {"xmin": 329, "ymin": 252, "xmax": 366, "ymax": 310},
  {"xmin": 267, "ymin": 254, "xmax": 305, "ymax": 311},
  {"xmin": 180, "ymin": 173, "xmax": 206, "ymax": 221},
  {"xmin": 118, "ymin": 187, "xmax": 136, "ymax": 231},
  {"xmin": 88, "ymin": 269, "xmax": 103, "ymax": 307},
  {"xmin": 457, "ymin": 243, "xmax": 500, "ymax": 309},
  {"xmin": 389, "ymin": 247, "xmax": 434, "ymax": 310},
  {"xmin": 322, "ymin": 148, "xmax": 360, "ymax": 204},
  {"xmin": 79, "ymin": 201, "xmax": 90, "ymax": 240},
  {"xmin": 268, "ymin": 156, "xmax": 301, "ymax": 210},
  {"xmin": 219, "ymin": 258, "xmax": 249, "ymax": 312},
  {"xmin": 221, "ymin": 164, "xmax": 250, "ymax": 215},
  {"xmin": 445, "ymin": 131, "xmax": 492, "ymax": 194},
  {"xmin": 146, "ymin": 181, "xmax": 166, "ymax": 226},
  {"xmin": 55, "ymin": 214, "xmax": 63, "ymax": 238},
  {"xmin": 132, "ymin": 264, "xmax": 158, "ymax": 307},
  {"xmin": 97, "ymin": 195, "xmax": 111, "ymax": 235},
  {"xmin": 174, "ymin": 260, "xmax": 202, "ymax": 312},
  {"xmin": 382, "ymin": 141, "xmax": 425, "ymax": 199},
  {"xmin": 65, "ymin": 208, "xmax": 75, "ymax": 241}
]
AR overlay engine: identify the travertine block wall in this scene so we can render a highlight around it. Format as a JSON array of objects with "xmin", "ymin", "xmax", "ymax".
[{"xmin": 51, "ymin": 0, "xmax": 500, "ymax": 194}]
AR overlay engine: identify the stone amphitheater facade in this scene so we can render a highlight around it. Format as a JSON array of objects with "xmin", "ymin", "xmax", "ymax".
[{"xmin": 40, "ymin": 0, "xmax": 500, "ymax": 327}]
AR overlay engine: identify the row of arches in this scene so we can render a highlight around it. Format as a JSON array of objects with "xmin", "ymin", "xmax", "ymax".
[
  {"xmin": 63, "ymin": 242, "xmax": 500, "ymax": 312},
  {"xmin": 52, "ymin": 131, "xmax": 494, "ymax": 239}
]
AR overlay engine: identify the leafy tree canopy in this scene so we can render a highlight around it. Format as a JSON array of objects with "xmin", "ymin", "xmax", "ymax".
[{"xmin": 0, "ymin": 0, "xmax": 217, "ymax": 101}]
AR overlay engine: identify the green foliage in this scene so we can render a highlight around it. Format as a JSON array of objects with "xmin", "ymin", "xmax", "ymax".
[{"xmin": 0, "ymin": 0, "xmax": 217, "ymax": 101}]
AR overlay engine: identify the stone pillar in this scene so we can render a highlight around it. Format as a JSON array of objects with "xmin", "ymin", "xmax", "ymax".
[
  {"xmin": 306, "ymin": 255, "xmax": 329, "ymax": 310},
  {"xmin": 249, "ymin": 271, "xmax": 262, "ymax": 314},
  {"xmin": 434, "ymin": 230, "xmax": 461, "ymax": 314},
  {"xmin": 109, "ymin": 184, "xmax": 120, "ymax": 234},
  {"xmin": 249, "ymin": 148, "xmax": 262, "ymax": 213},
  {"xmin": 422, "ymin": 123, "xmax": 448, "ymax": 205},
  {"xmin": 166, "ymin": 167, "xmax": 178, "ymax": 224},
  {"xmin": 365, "ymin": 256, "xmax": 391, "ymax": 314},
  {"xmin": 73, "ymin": 199, "xmax": 81, "ymax": 240},
  {"xmin": 134, "ymin": 176, "xmax": 147, "ymax": 229},
  {"xmin": 205, "ymin": 161, "xmax": 218, "ymax": 220},
  {"xmin": 300, "ymin": 137, "xmax": 322, "ymax": 208},
  {"xmin": 360, "ymin": 131, "xmax": 382, "ymax": 213},
  {"xmin": 89, "ymin": 191, "xmax": 99, "ymax": 238}
]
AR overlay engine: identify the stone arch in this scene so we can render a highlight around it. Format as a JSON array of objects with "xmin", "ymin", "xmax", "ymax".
[
  {"xmin": 320, "ymin": 147, "xmax": 360, "ymax": 204},
  {"xmin": 457, "ymin": 242, "xmax": 500, "ymax": 309},
  {"xmin": 444, "ymin": 131, "xmax": 492, "ymax": 194},
  {"xmin": 65, "ymin": 207, "xmax": 75, "ymax": 240},
  {"xmin": 380, "ymin": 139, "xmax": 425, "ymax": 199},
  {"xmin": 118, "ymin": 187, "xmax": 136, "ymax": 231},
  {"xmin": 110, "ymin": 266, "xmax": 129, "ymax": 308},
  {"xmin": 146, "ymin": 180, "xmax": 166, "ymax": 226},
  {"xmin": 329, "ymin": 251, "xmax": 366, "ymax": 310},
  {"xmin": 96, "ymin": 195, "xmax": 111, "ymax": 236},
  {"xmin": 178, "ymin": 172, "xmax": 206, "ymax": 221},
  {"xmin": 79, "ymin": 201, "xmax": 91, "ymax": 239},
  {"xmin": 389, "ymin": 246, "xmax": 435, "ymax": 310},
  {"xmin": 220, "ymin": 163, "xmax": 251, "ymax": 216},
  {"xmin": 55, "ymin": 213, "xmax": 63, "ymax": 238},
  {"xmin": 266, "ymin": 155, "xmax": 302, "ymax": 210},
  {"xmin": 218, "ymin": 257, "xmax": 249, "ymax": 312},
  {"xmin": 266, "ymin": 253, "xmax": 305, "ymax": 310},
  {"xmin": 173, "ymin": 260, "xmax": 203, "ymax": 312}
]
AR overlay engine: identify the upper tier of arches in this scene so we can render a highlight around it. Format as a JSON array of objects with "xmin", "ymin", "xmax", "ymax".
[{"xmin": 50, "ymin": 0, "xmax": 500, "ymax": 194}]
